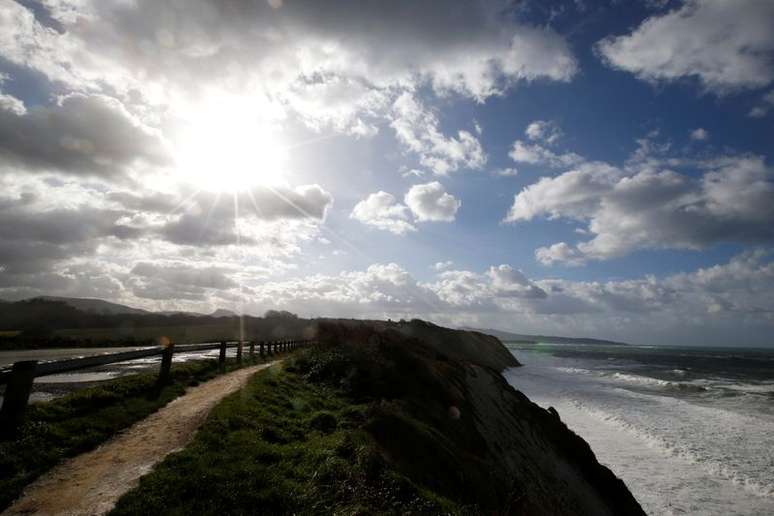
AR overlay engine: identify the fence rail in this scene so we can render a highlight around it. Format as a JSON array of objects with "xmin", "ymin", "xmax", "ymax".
[{"xmin": 0, "ymin": 338, "xmax": 314, "ymax": 436}]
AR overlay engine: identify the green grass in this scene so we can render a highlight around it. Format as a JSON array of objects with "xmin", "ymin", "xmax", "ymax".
[
  {"xmin": 0, "ymin": 357, "xmax": 264, "ymax": 511},
  {"xmin": 109, "ymin": 364, "xmax": 459, "ymax": 515}
]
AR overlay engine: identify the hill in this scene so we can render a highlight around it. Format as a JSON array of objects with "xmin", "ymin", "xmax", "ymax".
[{"xmin": 34, "ymin": 296, "xmax": 149, "ymax": 315}]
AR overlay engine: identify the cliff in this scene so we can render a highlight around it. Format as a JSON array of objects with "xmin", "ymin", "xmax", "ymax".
[
  {"xmin": 316, "ymin": 318, "xmax": 521, "ymax": 370},
  {"xmin": 312, "ymin": 320, "xmax": 644, "ymax": 515},
  {"xmin": 106, "ymin": 318, "xmax": 644, "ymax": 514}
]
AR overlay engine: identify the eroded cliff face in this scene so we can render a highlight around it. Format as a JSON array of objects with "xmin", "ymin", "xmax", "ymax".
[
  {"xmin": 312, "ymin": 319, "xmax": 645, "ymax": 515},
  {"xmin": 464, "ymin": 364, "xmax": 644, "ymax": 515}
]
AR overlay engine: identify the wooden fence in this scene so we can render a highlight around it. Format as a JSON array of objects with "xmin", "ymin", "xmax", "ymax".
[{"xmin": 0, "ymin": 338, "xmax": 314, "ymax": 434}]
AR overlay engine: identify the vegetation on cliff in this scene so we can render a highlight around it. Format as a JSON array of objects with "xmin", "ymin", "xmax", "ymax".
[{"xmin": 110, "ymin": 321, "xmax": 644, "ymax": 515}]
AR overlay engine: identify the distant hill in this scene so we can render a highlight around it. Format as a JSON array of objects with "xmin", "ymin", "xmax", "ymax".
[
  {"xmin": 466, "ymin": 327, "xmax": 629, "ymax": 346},
  {"xmin": 35, "ymin": 296, "xmax": 149, "ymax": 315},
  {"xmin": 211, "ymin": 309, "xmax": 237, "ymax": 317},
  {"xmin": 157, "ymin": 310, "xmax": 207, "ymax": 317}
]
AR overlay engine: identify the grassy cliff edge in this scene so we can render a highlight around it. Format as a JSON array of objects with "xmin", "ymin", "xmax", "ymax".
[{"xmin": 110, "ymin": 319, "xmax": 643, "ymax": 515}]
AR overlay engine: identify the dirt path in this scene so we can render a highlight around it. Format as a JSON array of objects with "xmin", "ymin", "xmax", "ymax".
[{"xmin": 4, "ymin": 361, "xmax": 278, "ymax": 516}]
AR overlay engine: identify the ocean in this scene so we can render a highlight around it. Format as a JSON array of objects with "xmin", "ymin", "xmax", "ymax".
[{"xmin": 504, "ymin": 342, "xmax": 774, "ymax": 516}]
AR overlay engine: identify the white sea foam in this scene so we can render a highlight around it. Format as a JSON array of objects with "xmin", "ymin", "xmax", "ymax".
[
  {"xmin": 605, "ymin": 372, "xmax": 708, "ymax": 393},
  {"xmin": 504, "ymin": 348, "xmax": 774, "ymax": 515},
  {"xmin": 554, "ymin": 366, "xmax": 593, "ymax": 375}
]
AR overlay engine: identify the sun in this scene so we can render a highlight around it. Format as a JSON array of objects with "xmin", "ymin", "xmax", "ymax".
[{"xmin": 173, "ymin": 97, "xmax": 288, "ymax": 193}]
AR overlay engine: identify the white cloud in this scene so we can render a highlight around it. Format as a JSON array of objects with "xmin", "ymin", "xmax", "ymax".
[
  {"xmin": 391, "ymin": 93, "xmax": 486, "ymax": 175},
  {"xmin": 596, "ymin": 0, "xmax": 774, "ymax": 94},
  {"xmin": 494, "ymin": 167, "xmax": 519, "ymax": 177},
  {"xmin": 509, "ymin": 140, "xmax": 584, "ymax": 168},
  {"xmin": 0, "ymin": 89, "xmax": 25, "ymax": 116},
  {"xmin": 690, "ymin": 128, "xmax": 709, "ymax": 141},
  {"xmin": 0, "ymin": 0, "xmax": 578, "ymax": 132},
  {"xmin": 350, "ymin": 191, "xmax": 416, "ymax": 235},
  {"xmin": 748, "ymin": 89, "xmax": 774, "ymax": 118},
  {"xmin": 404, "ymin": 181, "xmax": 461, "ymax": 222},
  {"xmin": 487, "ymin": 264, "xmax": 547, "ymax": 298},
  {"xmin": 535, "ymin": 242, "xmax": 587, "ymax": 266},
  {"xmin": 506, "ymin": 155, "xmax": 774, "ymax": 263},
  {"xmin": 400, "ymin": 168, "xmax": 426, "ymax": 179},
  {"xmin": 433, "ymin": 260, "xmax": 454, "ymax": 271},
  {"xmin": 232, "ymin": 252, "xmax": 774, "ymax": 346},
  {"xmin": 504, "ymin": 161, "xmax": 619, "ymax": 222},
  {"xmin": 352, "ymin": 182, "xmax": 461, "ymax": 233},
  {"xmin": 525, "ymin": 120, "xmax": 562, "ymax": 144}
]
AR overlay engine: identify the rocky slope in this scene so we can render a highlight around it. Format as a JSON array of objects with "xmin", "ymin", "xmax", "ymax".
[{"xmin": 313, "ymin": 319, "xmax": 645, "ymax": 515}]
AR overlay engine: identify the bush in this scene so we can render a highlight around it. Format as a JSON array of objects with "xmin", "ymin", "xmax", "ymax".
[{"xmin": 309, "ymin": 411, "xmax": 338, "ymax": 433}]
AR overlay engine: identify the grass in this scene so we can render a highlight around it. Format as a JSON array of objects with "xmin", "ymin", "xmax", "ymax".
[
  {"xmin": 109, "ymin": 362, "xmax": 459, "ymax": 515},
  {"xmin": 0, "ymin": 356, "xmax": 264, "ymax": 511}
]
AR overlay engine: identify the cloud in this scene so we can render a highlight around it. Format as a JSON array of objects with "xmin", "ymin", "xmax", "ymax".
[
  {"xmin": 0, "ymin": 94, "xmax": 169, "ymax": 179},
  {"xmin": 487, "ymin": 264, "xmax": 547, "ymax": 298},
  {"xmin": 350, "ymin": 191, "xmax": 416, "ymax": 235},
  {"xmin": 504, "ymin": 161, "xmax": 620, "ymax": 222},
  {"xmin": 130, "ymin": 261, "xmax": 238, "ymax": 300},
  {"xmin": 1, "ymin": 0, "xmax": 577, "ymax": 126},
  {"xmin": 404, "ymin": 182, "xmax": 461, "ymax": 222},
  {"xmin": 391, "ymin": 92, "xmax": 486, "ymax": 175},
  {"xmin": 352, "ymin": 182, "xmax": 461, "ymax": 233},
  {"xmin": 155, "ymin": 185, "xmax": 333, "ymax": 247},
  {"xmin": 245, "ymin": 252, "xmax": 774, "ymax": 345},
  {"xmin": 748, "ymin": 89, "xmax": 774, "ymax": 118},
  {"xmin": 525, "ymin": 120, "xmax": 562, "ymax": 144},
  {"xmin": 493, "ymin": 167, "xmax": 519, "ymax": 177},
  {"xmin": 596, "ymin": 0, "xmax": 774, "ymax": 94},
  {"xmin": 248, "ymin": 262, "xmax": 438, "ymax": 317},
  {"xmin": 690, "ymin": 128, "xmax": 709, "ymax": 141},
  {"xmin": 433, "ymin": 260, "xmax": 454, "ymax": 271},
  {"xmin": 506, "ymin": 155, "xmax": 774, "ymax": 263},
  {"xmin": 508, "ymin": 140, "xmax": 584, "ymax": 168},
  {"xmin": 0, "ymin": 177, "xmax": 333, "ymax": 306},
  {"xmin": 535, "ymin": 242, "xmax": 587, "ymax": 266},
  {"xmin": 0, "ymin": 89, "xmax": 25, "ymax": 115},
  {"xmin": 0, "ymin": 194, "xmax": 142, "ymax": 276}
]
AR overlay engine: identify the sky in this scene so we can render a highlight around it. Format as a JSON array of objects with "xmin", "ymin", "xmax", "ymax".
[{"xmin": 0, "ymin": 0, "xmax": 773, "ymax": 346}]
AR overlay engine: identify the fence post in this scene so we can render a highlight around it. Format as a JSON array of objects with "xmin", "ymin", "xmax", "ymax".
[
  {"xmin": 219, "ymin": 341, "xmax": 227, "ymax": 372},
  {"xmin": 259, "ymin": 341, "xmax": 265, "ymax": 359},
  {"xmin": 237, "ymin": 340, "xmax": 243, "ymax": 364},
  {"xmin": 156, "ymin": 342, "xmax": 174, "ymax": 390},
  {"xmin": 249, "ymin": 341, "xmax": 255, "ymax": 361},
  {"xmin": 0, "ymin": 360, "xmax": 37, "ymax": 438}
]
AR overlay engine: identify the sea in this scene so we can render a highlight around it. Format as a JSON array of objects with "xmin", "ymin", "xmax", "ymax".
[{"xmin": 504, "ymin": 342, "xmax": 774, "ymax": 516}]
